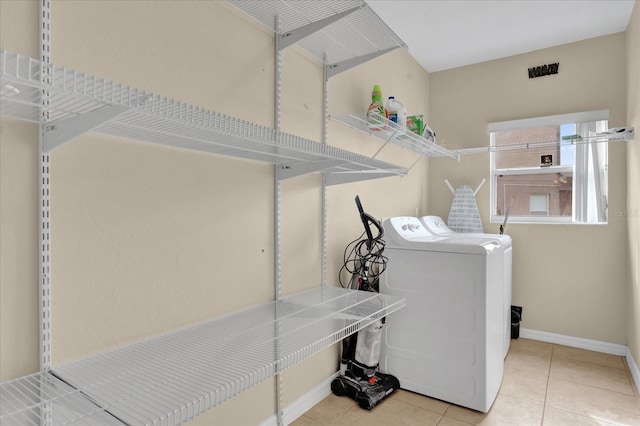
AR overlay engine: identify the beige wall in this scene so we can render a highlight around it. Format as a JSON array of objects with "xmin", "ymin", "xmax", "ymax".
[
  {"xmin": 0, "ymin": 0, "xmax": 41, "ymax": 384},
  {"xmin": 0, "ymin": 1, "xmax": 431, "ymax": 424},
  {"xmin": 2, "ymin": 0, "xmax": 636, "ymax": 421},
  {"xmin": 429, "ymin": 34, "xmax": 629, "ymax": 345},
  {"xmin": 626, "ymin": 1, "xmax": 640, "ymax": 371}
]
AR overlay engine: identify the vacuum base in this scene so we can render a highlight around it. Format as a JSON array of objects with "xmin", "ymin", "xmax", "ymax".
[{"xmin": 330, "ymin": 371, "xmax": 400, "ymax": 410}]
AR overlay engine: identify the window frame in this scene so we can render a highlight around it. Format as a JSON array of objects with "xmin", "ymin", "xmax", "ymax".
[{"xmin": 489, "ymin": 110, "xmax": 609, "ymax": 226}]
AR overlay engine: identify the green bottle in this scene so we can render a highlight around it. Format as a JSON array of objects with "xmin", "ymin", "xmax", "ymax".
[{"xmin": 367, "ymin": 84, "xmax": 388, "ymax": 130}]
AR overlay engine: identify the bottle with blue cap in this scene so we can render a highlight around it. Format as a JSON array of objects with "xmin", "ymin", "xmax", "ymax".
[{"xmin": 385, "ymin": 96, "xmax": 406, "ymax": 130}]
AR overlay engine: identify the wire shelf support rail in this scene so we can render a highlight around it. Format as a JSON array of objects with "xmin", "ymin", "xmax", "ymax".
[{"xmin": 452, "ymin": 127, "xmax": 635, "ymax": 156}]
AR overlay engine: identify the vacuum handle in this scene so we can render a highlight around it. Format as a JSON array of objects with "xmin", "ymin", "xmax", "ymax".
[
  {"xmin": 355, "ymin": 194, "xmax": 366, "ymax": 215},
  {"xmin": 355, "ymin": 196, "xmax": 383, "ymax": 249}
]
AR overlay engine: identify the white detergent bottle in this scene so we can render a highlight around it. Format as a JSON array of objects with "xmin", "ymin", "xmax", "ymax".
[{"xmin": 385, "ymin": 96, "xmax": 406, "ymax": 130}]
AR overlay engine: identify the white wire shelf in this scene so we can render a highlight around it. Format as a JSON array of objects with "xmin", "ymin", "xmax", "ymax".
[
  {"xmin": 452, "ymin": 127, "xmax": 635, "ymax": 156},
  {"xmin": 0, "ymin": 372, "xmax": 128, "ymax": 425},
  {"xmin": 332, "ymin": 113, "xmax": 460, "ymax": 160},
  {"xmin": 0, "ymin": 287, "xmax": 405, "ymax": 425},
  {"xmin": 227, "ymin": 0, "xmax": 405, "ymax": 66},
  {"xmin": 0, "ymin": 49, "xmax": 407, "ymax": 184}
]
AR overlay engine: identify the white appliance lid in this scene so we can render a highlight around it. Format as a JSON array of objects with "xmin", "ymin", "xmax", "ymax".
[
  {"xmin": 420, "ymin": 215, "xmax": 512, "ymax": 248},
  {"xmin": 383, "ymin": 217, "xmax": 498, "ymax": 254},
  {"xmin": 420, "ymin": 215, "xmax": 455, "ymax": 235}
]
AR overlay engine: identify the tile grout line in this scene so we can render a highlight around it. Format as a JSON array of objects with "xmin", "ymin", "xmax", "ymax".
[
  {"xmin": 436, "ymin": 407, "xmax": 451, "ymax": 419},
  {"xmin": 551, "ymin": 378, "xmax": 638, "ymax": 397},
  {"xmin": 551, "ymin": 348, "xmax": 637, "ymax": 397},
  {"xmin": 440, "ymin": 397, "xmax": 451, "ymax": 422},
  {"xmin": 332, "ymin": 401, "xmax": 355, "ymax": 425},
  {"xmin": 539, "ymin": 343, "xmax": 555, "ymax": 425},
  {"xmin": 543, "ymin": 343, "xmax": 640, "ymax": 423}
]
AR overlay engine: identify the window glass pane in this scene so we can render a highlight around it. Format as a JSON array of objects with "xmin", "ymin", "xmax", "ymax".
[
  {"xmin": 559, "ymin": 123, "xmax": 575, "ymax": 166},
  {"xmin": 530, "ymin": 194, "xmax": 549, "ymax": 215},
  {"xmin": 496, "ymin": 173, "xmax": 572, "ymax": 217},
  {"xmin": 494, "ymin": 126, "xmax": 559, "ymax": 169},
  {"xmin": 490, "ymin": 112, "xmax": 608, "ymax": 224}
]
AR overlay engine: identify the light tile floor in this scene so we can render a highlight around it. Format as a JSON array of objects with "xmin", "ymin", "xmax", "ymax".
[{"xmin": 292, "ymin": 339, "xmax": 640, "ymax": 425}]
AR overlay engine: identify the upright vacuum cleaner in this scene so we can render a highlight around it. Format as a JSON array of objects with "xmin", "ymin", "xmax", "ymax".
[{"xmin": 330, "ymin": 195, "xmax": 400, "ymax": 410}]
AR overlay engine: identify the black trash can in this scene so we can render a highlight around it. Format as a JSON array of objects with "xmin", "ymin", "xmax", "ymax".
[{"xmin": 511, "ymin": 306, "xmax": 522, "ymax": 339}]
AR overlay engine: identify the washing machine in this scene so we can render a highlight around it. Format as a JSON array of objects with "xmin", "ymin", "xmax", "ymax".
[
  {"xmin": 378, "ymin": 217, "xmax": 504, "ymax": 413},
  {"xmin": 420, "ymin": 216, "xmax": 513, "ymax": 358}
]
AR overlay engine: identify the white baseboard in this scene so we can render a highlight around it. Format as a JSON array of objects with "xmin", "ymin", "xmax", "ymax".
[
  {"xmin": 519, "ymin": 328, "xmax": 627, "ymax": 356},
  {"xmin": 626, "ymin": 347, "xmax": 640, "ymax": 395},
  {"xmin": 259, "ymin": 372, "xmax": 338, "ymax": 426},
  {"xmin": 520, "ymin": 328, "xmax": 640, "ymax": 394}
]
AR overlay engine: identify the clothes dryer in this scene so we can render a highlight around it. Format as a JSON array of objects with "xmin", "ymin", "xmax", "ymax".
[
  {"xmin": 379, "ymin": 217, "xmax": 504, "ymax": 413},
  {"xmin": 420, "ymin": 216, "xmax": 513, "ymax": 357}
]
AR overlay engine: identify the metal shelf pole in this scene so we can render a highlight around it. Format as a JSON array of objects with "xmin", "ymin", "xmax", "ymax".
[
  {"xmin": 321, "ymin": 56, "xmax": 329, "ymax": 289},
  {"xmin": 274, "ymin": 15, "xmax": 284, "ymax": 426},
  {"xmin": 39, "ymin": 0, "xmax": 52, "ymax": 375}
]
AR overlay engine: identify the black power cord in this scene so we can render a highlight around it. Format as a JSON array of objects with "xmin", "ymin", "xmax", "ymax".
[{"xmin": 339, "ymin": 230, "xmax": 388, "ymax": 291}]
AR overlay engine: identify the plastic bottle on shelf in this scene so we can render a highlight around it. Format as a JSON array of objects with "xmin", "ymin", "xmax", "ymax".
[
  {"xmin": 385, "ymin": 96, "xmax": 406, "ymax": 130},
  {"xmin": 366, "ymin": 84, "xmax": 388, "ymax": 131}
]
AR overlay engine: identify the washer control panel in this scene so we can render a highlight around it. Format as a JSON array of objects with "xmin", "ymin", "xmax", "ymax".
[{"xmin": 387, "ymin": 216, "xmax": 431, "ymax": 239}]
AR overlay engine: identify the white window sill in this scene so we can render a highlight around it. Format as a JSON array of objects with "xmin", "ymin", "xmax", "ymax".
[{"xmin": 491, "ymin": 216, "xmax": 607, "ymax": 226}]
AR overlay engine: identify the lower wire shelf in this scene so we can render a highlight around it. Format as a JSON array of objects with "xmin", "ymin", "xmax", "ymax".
[{"xmin": 0, "ymin": 287, "xmax": 405, "ymax": 425}]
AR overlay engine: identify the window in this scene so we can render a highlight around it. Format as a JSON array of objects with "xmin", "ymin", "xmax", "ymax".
[
  {"xmin": 529, "ymin": 194, "xmax": 549, "ymax": 216},
  {"xmin": 490, "ymin": 111, "xmax": 608, "ymax": 225}
]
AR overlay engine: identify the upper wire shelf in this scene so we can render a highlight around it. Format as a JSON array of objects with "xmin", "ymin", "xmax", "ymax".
[
  {"xmin": 0, "ymin": 287, "xmax": 406, "ymax": 425},
  {"xmin": 227, "ymin": 0, "xmax": 405, "ymax": 66},
  {"xmin": 0, "ymin": 49, "xmax": 407, "ymax": 184},
  {"xmin": 332, "ymin": 113, "xmax": 460, "ymax": 160}
]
